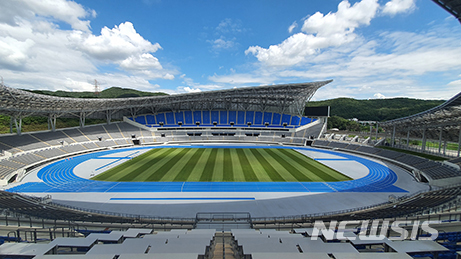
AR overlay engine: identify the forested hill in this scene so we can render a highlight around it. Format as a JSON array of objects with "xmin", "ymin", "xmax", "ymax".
[
  {"xmin": 26, "ymin": 87, "xmax": 168, "ymax": 98},
  {"xmin": 307, "ymin": 98, "xmax": 445, "ymax": 122}
]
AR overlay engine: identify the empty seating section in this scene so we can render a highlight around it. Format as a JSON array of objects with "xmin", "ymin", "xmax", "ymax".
[
  {"xmin": 63, "ymin": 129, "xmax": 88, "ymax": 143},
  {"xmin": 300, "ymin": 117, "xmax": 312, "ymax": 125},
  {"xmin": 229, "ymin": 111, "xmax": 236, "ymax": 124},
  {"xmin": 184, "ymin": 111, "xmax": 193, "ymax": 124},
  {"xmin": 237, "ymin": 111, "xmax": 245, "ymax": 125},
  {"xmin": 193, "ymin": 111, "xmax": 201, "ymax": 124},
  {"xmin": 219, "ymin": 110, "xmax": 227, "ymax": 124},
  {"xmin": 175, "ymin": 112, "xmax": 184, "ymax": 124},
  {"xmin": 155, "ymin": 113, "xmax": 165, "ymax": 124},
  {"xmin": 203, "ymin": 111, "xmax": 210, "ymax": 125},
  {"xmin": 272, "ymin": 113, "xmax": 281, "ymax": 125},
  {"xmin": 245, "ymin": 111, "xmax": 254, "ymax": 124},
  {"xmin": 0, "ymin": 134, "xmax": 48, "ymax": 152},
  {"xmin": 314, "ymin": 140, "xmax": 461, "ymax": 180},
  {"xmin": 211, "ymin": 111, "xmax": 219, "ymax": 124},
  {"xmin": 263, "ymin": 112, "xmax": 272, "ymax": 124},
  {"xmin": 130, "ymin": 110, "xmax": 317, "ymax": 129},
  {"xmin": 281, "ymin": 114, "xmax": 291, "ymax": 125},
  {"xmin": 0, "ymin": 122, "xmax": 150, "ymax": 180},
  {"xmin": 165, "ymin": 112, "xmax": 175, "ymax": 125},
  {"xmin": 146, "ymin": 114, "xmax": 156, "ymax": 124},
  {"xmin": 290, "ymin": 115, "xmax": 300, "ymax": 126},
  {"xmin": 80, "ymin": 125, "xmax": 110, "ymax": 141},
  {"xmin": 134, "ymin": 116, "xmax": 146, "ymax": 125},
  {"xmin": 102, "ymin": 124, "xmax": 124, "ymax": 139},
  {"xmin": 254, "ymin": 111, "xmax": 263, "ymax": 125}
]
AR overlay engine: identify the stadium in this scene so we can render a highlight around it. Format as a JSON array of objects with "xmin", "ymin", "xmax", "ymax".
[{"xmin": 1, "ymin": 0, "xmax": 461, "ymax": 258}]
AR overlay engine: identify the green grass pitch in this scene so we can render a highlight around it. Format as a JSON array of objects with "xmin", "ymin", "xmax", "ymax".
[{"xmin": 91, "ymin": 148, "xmax": 352, "ymax": 182}]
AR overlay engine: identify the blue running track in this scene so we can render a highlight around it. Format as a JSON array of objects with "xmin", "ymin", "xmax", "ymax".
[{"xmin": 6, "ymin": 146, "xmax": 407, "ymax": 194}]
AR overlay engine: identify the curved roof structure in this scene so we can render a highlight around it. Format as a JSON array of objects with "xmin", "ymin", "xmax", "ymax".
[
  {"xmin": 381, "ymin": 91, "xmax": 461, "ymax": 142},
  {"xmin": 432, "ymin": 0, "xmax": 461, "ymax": 23},
  {"xmin": 0, "ymin": 80, "xmax": 332, "ymax": 120}
]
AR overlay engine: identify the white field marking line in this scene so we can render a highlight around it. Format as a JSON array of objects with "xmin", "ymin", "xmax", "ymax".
[{"xmin": 181, "ymin": 182, "xmax": 185, "ymax": 192}]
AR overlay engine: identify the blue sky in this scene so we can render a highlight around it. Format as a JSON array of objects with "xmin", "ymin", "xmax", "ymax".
[{"xmin": 0, "ymin": 0, "xmax": 460, "ymax": 100}]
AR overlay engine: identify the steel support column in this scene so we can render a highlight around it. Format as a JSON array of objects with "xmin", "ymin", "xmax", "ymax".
[
  {"xmin": 13, "ymin": 116, "xmax": 22, "ymax": 136},
  {"xmin": 406, "ymin": 129, "xmax": 410, "ymax": 148},
  {"xmin": 458, "ymin": 128, "xmax": 461, "ymax": 157},
  {"xmin": 438, "ymin": 128, "xmax": 443, "ymax": 154},
  {"xmin": 391, "ymin": 125, "xmax": 396, "ymax": 147},
  {"xmin": 422, "ymin": 128, "xmax": 427, "ymax": 152},
  {"xmin": 79, "ymin": 112, "xmax": 85, "ymax": 128}
]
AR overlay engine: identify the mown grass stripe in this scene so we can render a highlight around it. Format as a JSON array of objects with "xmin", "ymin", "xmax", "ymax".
[
  {"xmin": 230, "ymin": 149, "xmax": 245, "ymax": 181},
  {"xmin": 212, "ymin": 149, "xmax": 224, "ymax": 181},
  {"xmin": 243, "ymin": 149, "xmax": 271, "ymax": 182},
  {"xmin": 257, "ymin": 149, "xmax": 298, "ymax": 182},
  {"xmin": 187, "ymin": 148, "xmax": 212, "ymax": 181},
  {"xmin": 131, "ymin": 148, "xmax": 184, "ymax": 181},
  {"xmin": 250, "ymin": 149, "xmax": 285, "ymax": 181},
  {"xmin": 290, "ymin": 149, "xmax": 351, "ymax": 181},
  {"xmin": 272, "ymin": 149, "xmax": 325, "ymax": 181},
  {"xmin": 280, "ymin": 149, "xmax": 350, "ymax": 181},
  {"xmin": 223, "ymin": 148, "xmax": 233, "ymax": 181},
  {"xmin": 265, "ymin": 149, "xmax": 314, "ymax": 182},
  {"xmin": 92, "ymin": 148, "xmax": 164, "ymax": 181},
  {"xmin": 157, "ymin": 148, "xmax": 196, "ymax": 181},
  {"xmin": 200, "ymin": 148, "xmax": 218, "ymax": 181},
  {"xmin": 116, "ymin": 148, "xmax": 178, "ymax": 182},
  {"xmin": 236, "ymin": 149, "xmax": 258, "ymax": 181},
  {"xmin": 145, "ymin": 148, "xmax": 191, "ymax": 182},
  {"xmin": 173, "ymin": 148, "xmax": 205, "ymax": 182}
]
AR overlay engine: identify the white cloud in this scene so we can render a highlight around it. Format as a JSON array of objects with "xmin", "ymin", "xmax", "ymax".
[
  {"xmin": 178, "ymin": 74, "xmax": 223, "ymax": 93},
  {"xmin": 182, "ymin": 87, "xmax": 202, "ymax": 93},
  {"xmin": 0, "ymin": 0, "xmax": 95, "ymax": 31},
  {"xmin": 216, "ymin": 18, "xmax": 243, "ymax": 34},
  {"xmin": 0, "ymin": 1, "xmax": 174, "ymax": 92},
  {"xmin": 209, "ymin": 36, "xmax": 235, "ymax": 50},
  {"xmin": 120, "ymin": 53, "xmax": 163, "ymax": 71},
  {"xmin": 70, "ymin": 22, "xmax": 161, "ymax": 62},
  {"xmin": 374, "ymin": 93, "xmax": 386, "ymax": 99},
  {"xmin": 0, "ymin": 37, "xmax": 35, "ymax": 69},
  {"xmin": 209, "ymin": 73, "xmax": 275, "ymax": 85},
  {"xmin": 288, "ymin": 21, "xmax": 298, "ymax": 33},
  {"xmin": 245, "ymin": 0, "xmax": 379, "ymax": 67},
  {"xmin": 382, "ymin": 0, "xmax": 416, "ymax": 16}
]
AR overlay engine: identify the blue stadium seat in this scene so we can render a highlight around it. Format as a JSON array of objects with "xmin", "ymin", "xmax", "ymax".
[
  {"xmin": 134, "ymin": 116, "xmax": 146, "ymax": 125},
  {"xmin": 281, "ymin": 114, "xmax": 291, "ymax": 125},
  {"xmin": 156, "ymin": 113, "xmax": 166, "ymax": 124},
  {"xmin": 165, "ymin": 112, "xmax": 175, "ymax": 125},
  {"xmin": 245, "ymin": 111, "xmax": 254, "ymax": 124},
  {"xmin": 272, "ymin": 113, "xmax": 281, "ymax": 125},
  {"xmin": 228, "ymin": 111, "xmax": 236, "ymax": 124},
  {"xmin": 300, "ymin": 117, "xmax": 312, "ymax": 126},
  {"xmin": 220, "ymin": 111, "xmax": 227, "ymax": 124},
  {"xmin": 175, "ymin": 112, "xmax": 184, "ymax": 124},
  {"xmin": 211, "ymin": 111, "xmax": 219, "ymax": 124},
  {"xmin": 237, "ymin": 111, "xmax": 245, "ymax": 125},
  {"xmin": 184, "ymin": 111, "xmax": 193, "ymax": 125},
  {"xmin": 193, "ymin": 111, "xmax": 201, "ymax": 124},
  {"xmin": 263, "ymin": 112, "xmax": 272, "ymax": 125},
  {"xmin": 132, "ymin": 111, "xmax": 307, "ymax": 128},
  {"xmin": 290, "ymin": 116, "xmax": 300, "ymax": 126},
  {"xmin": 202, "ymin": 110, "xmax": 211, "ymax": 125},
  {"xmin": 254, "ymin": 111, "xmax": 263, "ymax": 125},
  {"xmin": 146, "ymin": 114, "xmax": 156, "ymax": 124}
]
